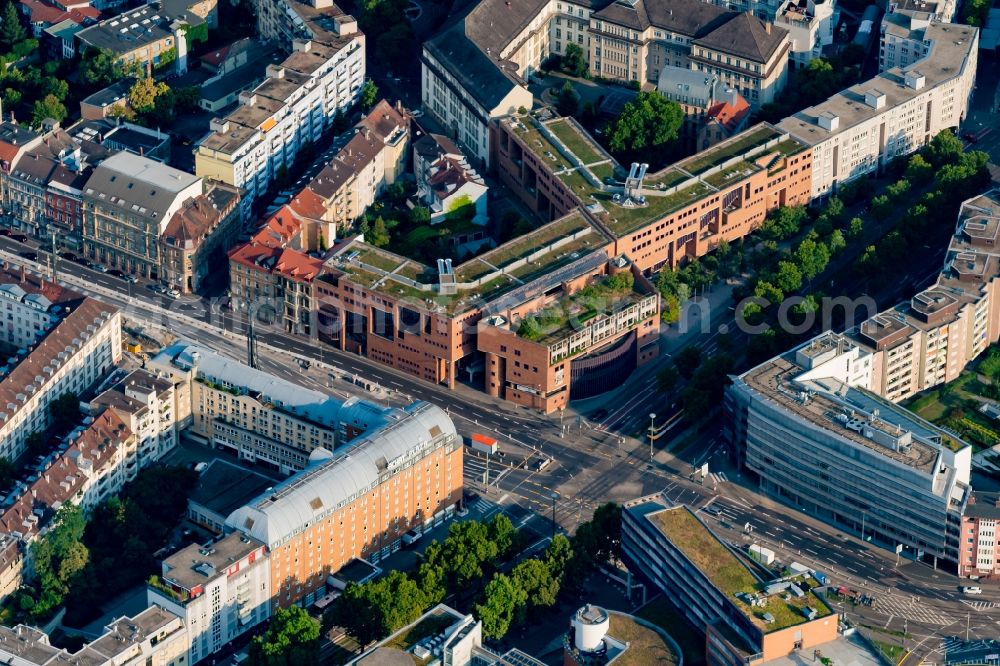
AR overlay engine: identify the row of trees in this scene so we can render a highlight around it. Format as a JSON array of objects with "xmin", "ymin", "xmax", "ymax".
[{"xmin": 327, "ymin": 503, "xmax": 622, "ymax": 648}]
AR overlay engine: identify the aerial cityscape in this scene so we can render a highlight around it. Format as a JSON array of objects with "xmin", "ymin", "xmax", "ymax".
[{"xmin": 0, "ymin": 0, "xmax": 995, "ymax": 661}]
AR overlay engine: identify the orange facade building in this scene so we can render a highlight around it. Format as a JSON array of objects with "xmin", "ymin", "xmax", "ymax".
[{"xmin": 224, "ymin": 402, "xmax": 463, "ymax": 608}]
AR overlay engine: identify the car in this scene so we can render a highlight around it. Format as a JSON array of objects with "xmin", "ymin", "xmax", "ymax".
[
  {"xmin": 107, "ymin": 269, "xmax": 126, "ymax": 278},
  {"xmin": 166, "ymin": 288, "xmax": 181, "ymax": 298},
  {"xmin": 89, "ymin": 263, "xmax": 107, "ymax": 272},
  {"xmin": 72, "ymin": 255, "xmax": 88, "ymax": 265},
  {"xmin": 147, "ymin": 283, "xmax": 165, "ymax": 293},
  {"xmin": 531, "ymin": 456, "xmax": 552, "ymax": 472},
  {"xmin": 411, "ymin": 109, "xmax": 425, "ymax": 118},
  {"xmin": 402, "ymin": 529, "xmax": 422, "ymax": 546},
  {"xmin": 962, "ymin": 586, "xmax": 983, "ymax": 595},
  {"xmin": 19, "ymin": 251, "xmax": 37, "ymax": 261},
  {"xmin": 10, "ymin": 233, "xmax": 27, "ymax": 242},
  {"xmin": 123, "ymin": 274, "xmax": 138, "ymax": 284},
  {"xmin": 0, "ymin": 229, "xmax": 10, "ymax": 237}
]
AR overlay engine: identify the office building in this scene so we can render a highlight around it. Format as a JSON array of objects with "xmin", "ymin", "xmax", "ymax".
[
  {"xmin": 194, "ymin": 0, "xmax": 365, "ymax": 215},
  {"xmin": 225, "ymin": 399, "xmax": 462, "ymax": 605},
  {"xmin": 959, "ymin": 492, "xmax": 1000, "ymax": 579},
  {"xmin": 147, "ymin": 342, "xmax": 404, "ymax": 473},
  {"xmin": 82, "ymin": 151, "xmax": 242, "ymax": 288},
  {"xmin": 777, "ymin": 22, "xmax": 977, "ymax": 198},
  {"xmin": 0, "ymin": 605, "xmax": 189, "ymax": 665},
  {"xmin": 622, "ymin": 496, "xmax": 839, "ymax": 666},
  {"xmin": 148, "ymin": 532, "xmax": 270, "ymax": 664},
  {"xmin": 493, "ymin": 115, "xmax": 812, "ymax": 273},
  {"xmin": 725, "ymin": 331, "xmax": 973, "ymax": 566},
  {"xmin": 0, "ymin": 271, "xmax": 121, "ymax": 462},
  {"xmin": 186, "ymin": 460, "xmax": 274, "ymax": 534}
]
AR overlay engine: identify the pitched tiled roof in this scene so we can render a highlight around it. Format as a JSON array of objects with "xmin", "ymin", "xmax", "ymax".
[
  {"xmin": 308, "ymin": 132, "xmax": 383, "ymax": 199},
  {"xmin": 20, "ymin": 0, "xmax": 98, "ymax": 26},
  {"xmin": 707, "ymin": 93, "xmax": 751, "ymax": 131},
  {"xmin": 356, "ymin": 100, "xmax": 408, "ymax": 142},
  {"xmin": 593, "ymin": 0, "xmax": 732, "ymax": 37},
  {"xmin": 693, "ymin": 13, "xmax": 789, "ymax": 63},
  {"xmin": 0, "ymin": 408, "xmax": 131, "ymax": 536},
  {"xmin": 162, "ymin": 195, "xmax": 223, "ymax": 248}
]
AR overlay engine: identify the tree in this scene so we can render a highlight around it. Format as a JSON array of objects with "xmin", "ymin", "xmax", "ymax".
[
  {"xmin": 0, "ymin": 1, "xmax": 25, "ymax": 53},
  {"xmin": 556, "ymin": 81, "xmax": 579, "ymax": 117},
  {"xmin": 827, "ymin": 229, "xmax": 846, "ymax": 254},
  {"xmin": 368, "ymin": 217, "xmax": 390, "ymax": 247},
  {"xmin": 32, "ymin": 95, "xmax": 67, "ymax": 125},
  {"xmin": 762, "ymin": 205, "xmax": 807, "ymax": 240},
  {"xmin": 249, "ymin": 606, "xmax": 319, "ymax": 666},
  {"xmin": 754, "ymin": 280, "xmax": 784, "ymax": 305},
  {"xmin": 487, "ymin": 513, "xmax": 517, "ymax": 559},
  {"xmin": 544, "ymin": 534, "xmax": 574, "ymax": 576},
  {"xmin": 885, "ymin": 178, "xmax": 911, "ymax": 201},
  {"xmin": 475, "ymin": 574, "xmax": 526, "ymax": 640},
  {"xmin": 360, "ymin": 79, "xmax": 378, "ymax": 110},
  {"xmin": 128, "ymin": 77, "xmax": 170, "ymax": 115},
  {"xmin": 441, "ymin": 520, "xmax": 498, "ymax": 586},
  {"xmin": 657, "ymin": 365, "xmax": 679, "ymax": 392},
  {"xmin": 606, "ymin": 91, "xmax": 684, "ymax": 162},
  {"xmin": 848, "ymin": 217, "xmax": 864, "ymax": 239},
  {"xmin": 410, "ymin": 206, "xmax": 431, "ymax": 225},
  {"xmin": 562, "ymin": 43, "xmax": 587, "ymax": 77},
  {"xmin": 661, "ymin": 293, "xmax": 681, "ymax": 324},
  {"xmin": 923, "ymin": 129, "xmax": 964, "ymax": 167},
  {"xmin": 511, "ymin": 558, "xmax": 558, "ymax": 621},
  {"xmin": 905, "ymin": 153, "xmax": 933, "ymax": 185},
  {"xmin": 794, "ymin": 238, "xmax": 830, "ymax": 280},
  {"xmin": 674, "ymin": 345, "xmax": 702, "ymax": 380},
  {"xmin": 870, "ymin": 195, "xmax": 892, "ymax": 222},
  {"xmin": 79, "ymin": 47, "xmax": 127, "ymax": 88},
  {"xmin": 774, "ymin": 261, "xmax": 802, "ymax": 293}
]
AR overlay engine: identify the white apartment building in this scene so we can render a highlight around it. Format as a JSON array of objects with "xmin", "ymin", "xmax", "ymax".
[
  {"xmin": 879, "ymin": 13, "xmax": 933, "ymax": 72},
  {"xmin": 147, "ymin": 342, "xmax": 396, "ymax": 474},
  {"xmin": 148, "ymin": 533, "xmax": 270, "ymax": 665},
  {"xmin": 195, "ymin": 16, "xmax": 365, "ymax": 217},
  {"xmin": 0, "ymin": 275, "xmax": 121, "ymax": 462},
  {"xmin": 0, "ymin": 605, "xmax": 189, "ymax": 666},
  {"xmin": 777, "ymin": 22, "xmax": 977, "ymax": 198},
  {"xmin": 776, "ymin": 0, "xmax": 838, "ymax": 67},
  {"xmin": 852, "ymin": 190, "xmax": 1000, "ymax": 403},
  {"xmin": 92, "ymin": 369, "xmax": 179, "ymax": 465}
]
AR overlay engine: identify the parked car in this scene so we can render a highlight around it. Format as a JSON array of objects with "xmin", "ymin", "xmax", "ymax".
[
  {"xmin": 402, "ymin": 529, "xmax": 422, "ymax": 546},
  {"xmin": 166, "ymin": 288, "xmax": 181, "ymax": 298},
  {"xmin": 962, "ymin": 586, "xmax": 983, "ymax": 595},
  {"xmin": 89, "ymin": 262, "xmax": 107, "ymax": 272},
  {"xmin": 107, "ymin": 269, "xmax": 126, "ymax": 278},
  {"xmin": 123, "ymin": 274, "xmax": 138, "ymax": 284},
  {"xmin": 0, "ymin": 229, "xmax": 11, "ymax": 237},
  {"xmin": 10, "ymin": 233, "xmax": 27, "ymax": 242},
  {"xmin": 59, "ymin": 251, "xmax": 76, "ymax": 261},
  {"xmin": 19, "ymin": 251, "xmax": 37, "ymax": 261}
]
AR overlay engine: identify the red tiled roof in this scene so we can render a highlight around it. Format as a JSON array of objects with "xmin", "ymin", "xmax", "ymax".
[
  {"xmin": 0, "ymin": 142, "xmax": 20, "ymax": 165},
  {"xmin": 0, "ymin": 408, "xmax": 131, "ymax": 537},
  {"xmin": 706, "ymin": 94, "xmax": 751, "ymax": 131},
  {"xmin": 229, "ymin": 243, "xmax": 322, "ymax": 283},
  {"xmin": 20, "ymin": 0, "xmax": 97, "ymax": 26}
]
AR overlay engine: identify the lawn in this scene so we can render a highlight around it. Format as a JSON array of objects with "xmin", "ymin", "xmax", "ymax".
[
  {"xmin": 607, "ymin": 611, "xmax": 681, "ymax": 666},
  {"xmin": 679, "ymin": 126, "xmax": 782, "ymax": 175},
  {"xmin": 903, "ymin": 369, "xmax": 1000, "ymax": 451},
  {"xmin": 635, "ymin": 596, "xmax": 707, "ymax": 666},
  {"xmin": 870, "ymin": 638, "xmax": 906, "ymax": 665},
  {"xmin": 548, "ymin": 118, "xmax": 607, "ymax": 165}
]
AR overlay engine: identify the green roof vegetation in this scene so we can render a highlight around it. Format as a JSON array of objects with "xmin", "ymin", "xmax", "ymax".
[
  {"xmin": 548, "ymin": 118, "xmax": 609, "ymax": 165},
  {"xmin": 703, "ymin": 160, "xmax": 761, "ymax": 188},
  {"xmin": 679, "ymin": 126, "xmax": 783, "ymax": 175},
  {"xmin": 475, "ymin": 213, "xmax": 594, "ymax": 269},
  {"xmin": 595, "ymin": 180, "xmax": 717, "ymax": 237},
  {"xmin": 381, "ymin": 612, "xmax": 458, "ymax": 665},
  {"xmin": 607, "ymin": 612, "xmax": 681, "ymax": 666},
  {"xmin": 354, "ymin": 246, "xmax": 407, "ymax": 273},
  {"xmin": 591, "ymin": 162, "xmax": 617, "ymax": 182},
  {"xmin": 649, "ymin": 507, "xmax": 832, "ymax": 634}
]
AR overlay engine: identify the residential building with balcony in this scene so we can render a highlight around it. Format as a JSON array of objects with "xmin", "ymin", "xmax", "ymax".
[
  {"xmin": 776, "ymin": 22, "xmax": 977, "ymax": 198},
  {"xmin": 76, "ymin": 2, "xmax": 197, "ymax": 75},
  {"xmin": 878, "ymin": 12, "xmax": 932, "ymax": 72},
  {"xmin": 224, "ymin": 398, "xmax": 463, "ymax": 605},
  {"xmin": 194, "ymin": 1, "xmax": 365, "ymax": 216},
  {"xmin": 413, "ymin": 133, "xmax": 488, "ymax": 225},
  {"xmin": 725, "ymin": 331, "xmax": 973, "ymax": 567},
  {"xmin": 0, "ymin": 605, "xmax": 189, "ymax": 665},
  {"xmin": 0, "ymin": 271, "xmax": 121, "ymax": 463},
  {"xmin": 849, "ymin": 190, "xmax": 1000, "ymax": 403},
  {"xmin": 959, "ymin": 492, "xmax": 1000, "ymax": 579},
  {"xmin": 657, "ymin": 67, "xmax": 751, "ymax": 151},
  {"xmin": 147, "ymin": 342, "xmax": 403, "ymax": 474},
  {"xmin": 493, "ymin": 114, "xmax": 812, "ymax": 272},
  {"xmin": 91, "ymin": 368, "xmax": 178, "ymax": 465},
  {"xmin": 148, "ymin": 532, "xmax": 270, "ymax": 664},
  {"xmin": 622, "ymin": 496, "xmax": 839, "ymax": 666}
]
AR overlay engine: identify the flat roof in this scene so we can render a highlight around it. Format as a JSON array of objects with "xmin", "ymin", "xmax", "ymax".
[
  {"xmin": 161, "ymin": 532, "xmax": 263, "ymax": 592},
  {"xmin": 647, "ymin": 505, "xmax": 833, "ymax": 633},
  {"xmin": 777, "ymin": 23, "xmax": 977, "ymax": 145},
  {"xmin": 188, "ymin": 459, "xmax": 275, "ymax": 519},
  {"xmin": 504, "ymin": 115, "xmax": 805, "ymax": 238}
]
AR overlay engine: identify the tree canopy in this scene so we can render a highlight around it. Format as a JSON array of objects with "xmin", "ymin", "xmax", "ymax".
[
  {"xmin": 605, "ymin": 91, "xmax": 683, "ymax": 163},
  {"xmin": 249, "ymin": 606, "xmax": 320, "ymax": 666}
]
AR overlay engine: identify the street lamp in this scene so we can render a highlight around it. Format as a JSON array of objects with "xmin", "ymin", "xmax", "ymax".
[
  {"xmin": 649, "ymin": 413, "xmax": 657, "ymax": 461},
  {"xmin": 550, "ymin": 492, "xmax": 559, "ymax": 539}
]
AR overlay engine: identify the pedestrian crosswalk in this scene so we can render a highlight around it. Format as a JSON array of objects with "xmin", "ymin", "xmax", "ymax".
[
  {"xmin": 710, "ymin": 472, "xmax": 729, "ymax": 484},
  {"xmin": 941, "ymin": 636, "xmax": 968, "ymax": 655},
  {"xmin": 875, "ymin": 593, "xmax": 954, "ymax": 625},
  {"xmin": 961, "ymin": 600, "xmax": 998, "ymax": 611},
  {"xmin": 470, "ymin": 498, "xmax": 492, "ymax": 514}
]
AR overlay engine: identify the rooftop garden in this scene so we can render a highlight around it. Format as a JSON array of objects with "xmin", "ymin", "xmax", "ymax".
[
  {"xmin": 475, "ymin": 213, "xmax": 593, "ymax": 270},
  {"xmin": 679, "ymin": 126, "xmax": 783, "ymax": 175},
  {"xmin": 381, "ymin": 612, "xmax": 458, "ymax": 665},
  {"xmin": 605, "ymin": 612, "xmax": 681, "ymax": 666},
  {"xmin": 704, "ymin": 160, "xmax": 761, "ymax": 188},
  {"xmin": 649, "ymin": 508, "xmax": 832, "ymax": 633},
  {"xmin": 547, "ymin": 118, "xmax": 608, "ymax": 166},
  {"xmin": 516, "ymin": 271, "xmax": 643, "ymax": 343},
  {"xmin": 595, "ymin": 180, "xmax": 717, "ymax": 237}
]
